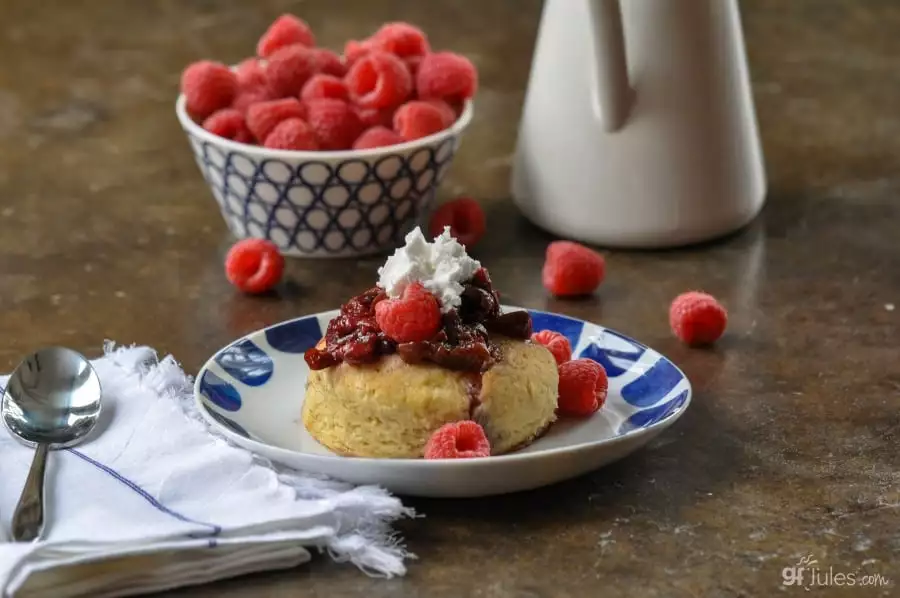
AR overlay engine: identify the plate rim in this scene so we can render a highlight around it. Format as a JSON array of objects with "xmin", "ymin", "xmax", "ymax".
[{"xmin": 193, "ymin": 307, "xmax": 693, "ymax": 468}]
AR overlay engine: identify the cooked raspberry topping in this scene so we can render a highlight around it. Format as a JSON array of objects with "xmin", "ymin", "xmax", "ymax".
[{"xmin": 304, "ymin": 266, "xmax": 531, "ymax": 372}]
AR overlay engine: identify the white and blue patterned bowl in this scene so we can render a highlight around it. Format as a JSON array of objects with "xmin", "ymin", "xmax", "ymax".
[
  {"xmin": 175, "ymin": 96, "xmax": 473, "ymax": 258},
  {"xmin": 194, "ymin": 307, "xmax": 692, "ymax": 498}
]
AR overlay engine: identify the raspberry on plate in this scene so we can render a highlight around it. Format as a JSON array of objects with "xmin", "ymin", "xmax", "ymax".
[
  {"xmin": 202, "ymin": 109, "xmax": 253, "ymax": 144},
  {"xmin": 416, "ymin": 51, "xmax": 478, "ymax": 103},
  {"xmin": 531, "ymin": 330, "xmax": 572, "ymax": 366},
  {"xmin": 246, "ymin": 98, "xmax": 307, "ymax": 143},
  {"xmin": 669, "ymin": 291, "xmax": 727, "ymax": 345},
  {"xmin": 370, "ymin": 22, "xmax": 430, "ymax": 58},
  {"xmin": 305, "ymin": 98, "xmax": 364, "ymax": 150},
  {"xmin": 424, "ymin": 420, "xmax": 491, "ymax": 459},
  {"xmin": 557, "ymin": 358, "xmax": 608, "ymax": 417},
  {"xmin": 266, "ymin": 44, "xmax": 318, "ymax": 97},
  {"xmin": 181, "ymin": 60, "xmax": 238, "ymax": 121},
  {"xmin": 312, "ymin": 48, "xmax": 346, "ymax": 77},
  {"xmin": 352, "ymin": 125, "xmax": 403, "ymax": 150},
  {"xmin": 300, "ymin": 74, "xmax": 349, "ymax": 102},
  {"xmin": 393, "ymin": 100, "xmax": 447, "ymax": 140},
  {"xmin": 428, "ymin": 197, "xmax": 486, "ymax": 248},
  {"xmin": 263, "ymin": 118, "xmax": 319, "ymax": 150},
  {"xmin": 374, "ymin": 281, "xmax": 441, "ymax": 343},
  {"xmin": 224, "ymin": 238, "xmax": 285, "ymax": 294},
  {"xmin": 345, "ymin": 50, "xmax": 412, "ymax": 109},
  {"xmin": 542, "ymin": 241, "xmax": 605, "ymax": 297},
  {"xmin": 257, "ymin": 14, "xmax": 315, "ymax": 58}
]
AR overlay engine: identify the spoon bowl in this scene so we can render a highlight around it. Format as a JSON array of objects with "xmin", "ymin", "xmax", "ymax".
[{"xmin": 1, "ymin": 347, "xmax": 102, "ymax": 541}]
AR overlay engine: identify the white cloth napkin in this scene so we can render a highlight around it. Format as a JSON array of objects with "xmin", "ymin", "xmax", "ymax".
[{"xmin": 0, "ymin": 343, "xmax": 414, "ymax": 597}]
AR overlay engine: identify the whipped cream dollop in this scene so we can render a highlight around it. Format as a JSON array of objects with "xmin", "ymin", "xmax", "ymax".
[{"xmin": 377, "ymin": 226, "xmax": 481, "ymax": 312}]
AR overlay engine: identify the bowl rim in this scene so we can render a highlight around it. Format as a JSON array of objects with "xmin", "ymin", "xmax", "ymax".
[{"xmin": 175, "ymin": 93, "xmax": 474, "ymax": 161}]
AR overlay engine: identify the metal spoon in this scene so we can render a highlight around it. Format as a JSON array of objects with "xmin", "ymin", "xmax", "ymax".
[{"xmin": 1, "ymin": 347, "xmax": 102, "ymax": 542}]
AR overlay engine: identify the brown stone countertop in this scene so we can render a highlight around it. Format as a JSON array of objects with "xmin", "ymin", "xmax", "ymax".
[{"xmin": 0, "ymin": 0, "xmax": 897, "ymax": 596}]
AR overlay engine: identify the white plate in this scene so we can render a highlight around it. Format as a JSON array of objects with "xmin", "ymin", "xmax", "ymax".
[{"xmin": 194, "ymin": 307, "xmax": 692, "ymax": 498}]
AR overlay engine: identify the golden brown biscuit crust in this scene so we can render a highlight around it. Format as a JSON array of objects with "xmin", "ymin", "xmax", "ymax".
[{"xmin": 302, "ymin": 337, "xmax": 558, "ymax": 458}]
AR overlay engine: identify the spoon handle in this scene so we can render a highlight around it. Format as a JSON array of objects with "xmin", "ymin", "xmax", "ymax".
[{"xmin": 12, "ymin": 442, "xmax": 48, "ymax": 542}]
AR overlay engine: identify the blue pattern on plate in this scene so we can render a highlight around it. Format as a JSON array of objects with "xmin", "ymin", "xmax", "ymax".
[
  {"xmin": 214, "ymin": 339, "xmax": 273, "ymax": 387},
  {"xmin": 265, "ymin": 316, "xmax": 323, "ymax": 353},
  {"xmin": 620, "ymin": 358, "xmax": 683, "ymax": 407},
  {"xmin": 619, "ymin": 389, "xmax": 689, "ymax": 433},
  {"xmin": 528, "ymin": 310, "xmax": 584, "ymax": 352},
  {"xmin": 578, "ymin": 333, "xmax": 645, "ymax": 378},
  {"xmin": 198, "ymin": 370, "xmax": 242, "ymax": 412},
  {"xmin": 204, "ymin": 408, "xmax": 251, "ymax": 439}
]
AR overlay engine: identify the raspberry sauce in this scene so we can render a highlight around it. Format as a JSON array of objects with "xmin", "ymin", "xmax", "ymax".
[{"xmin": 304, "ymin": 267, "xmax": 532, "ymax": 372}]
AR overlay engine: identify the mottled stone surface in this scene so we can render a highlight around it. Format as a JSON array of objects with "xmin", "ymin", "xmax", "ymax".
[{"xmin": 1, "ymin": 0, "xmax": 898, "ymax": 596}]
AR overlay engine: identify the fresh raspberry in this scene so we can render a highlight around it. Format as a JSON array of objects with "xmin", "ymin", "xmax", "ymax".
[
  {"xmin": 541, "ymin": 241, "xmax": 605, "ymax": 297},
  {"xmin": 374, "ymin": 281, "xmax": 441, "ymax": 343},
  {"xmin": 231, "ymin": 87, "xmax": 274, "ymax": 114},
  {"xmin": 403, "ymin": 55, "xmax": 423, "ymax": 78},
  {"xmin": 354, "ymin": 105, "xmax": 395, "ymax": 129},
  {"xmin": 343, "ymin": 39, "xmax": 371, "ymax": 66},
  {"xmin": 202, "ymin": 109, "xmax": 253, "ymax": 144},
  {"xmin": 370, "ymin": 22, "xmax": 430, "ymax": 58},
  {"xmin": 393, "ymin": 100, "xmax": 447, "ymax": 140},
  {"xmin": 352, "ymin": 126, "xmax": 404, "ymax": 150},
  {"xmin": 416, "ymin": 51, "xmax": 478, "ymax": 103},
  {"xmin": 557, "ymin": 359, "xmax": 608, "ymax": 417},
  {"xmin": 234, "ymin": 58, "xmax": 267, "ymax": 91},
  {"xmin": 423, "ymin": 99, "xmax": 457, "ymax": 128},
  {"xmin": 246, "ymin": 98, "xmax": 307, "ymax": 142},
  {"xmin": 224, "ymin": 239, "xmax": 285, "ymax": 294},
  {"xmin": 266, "ymin": 44, "xmax": 317, "ymax": 97},
  {"xmin": 345, "ymin": 50, "xmax": 412, "ymax": 109},
  {"xmin": 531, "ymin": 330, "xmax": 572, "ymax": 366},
  {"xmin": 669, "ymin": 291, "xmax": 728, "ymax": 346},
  {"xmin": 180, "ymin": 60, "xmax": 238, "ymax": 121},
  {"xmin": 263, "ymin": 118, "xmax": 319, "ymax": 150},
  {"xmin": 312, "ymin": 48, "xmax": 347, "ymax": 77},
  {"xmin": 424, "ymin": 420, "xmax": 491, "ymax": 459},
  {"xmin": 300, "ymin": 74, "xmax": 349, "ymax": 102},
  {"xmin": 256, "ymin": 14, "xmax": 315, "ymax": 58},
  {"xmin": 428, "ymin": 197, "xmax": 486, "ymax": 248},
  {"xmin": 304, "ymin": 98, "xmax": 364, "ymax": 150}
]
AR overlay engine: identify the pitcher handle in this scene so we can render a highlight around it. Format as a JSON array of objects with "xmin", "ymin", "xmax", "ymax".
[{"xmin": 588, "ymin": 0, "xmax": 633, "ymax": 132}]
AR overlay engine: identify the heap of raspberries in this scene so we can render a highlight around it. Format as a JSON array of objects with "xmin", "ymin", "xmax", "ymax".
[{"xmin": 180, "ymin": 16, "xmax": 478, "ymax": 151}]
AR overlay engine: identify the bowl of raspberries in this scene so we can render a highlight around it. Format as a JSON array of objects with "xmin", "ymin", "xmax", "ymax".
[{"xmin": 175, "ymin": 15, "xmax": 477, "ymax": 258}]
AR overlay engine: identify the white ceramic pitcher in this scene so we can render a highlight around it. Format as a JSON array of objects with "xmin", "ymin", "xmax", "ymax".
[{"xmin": 510, "ymin": 0, "xmax": 767, "ymax": 248}]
